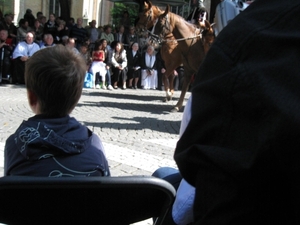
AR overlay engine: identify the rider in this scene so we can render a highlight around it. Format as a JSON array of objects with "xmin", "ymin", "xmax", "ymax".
[{"xmin": 186, "ymin": 0, "xmax": 208, "ymax": 28}]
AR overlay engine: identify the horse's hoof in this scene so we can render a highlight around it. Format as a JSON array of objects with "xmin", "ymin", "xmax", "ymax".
[
  {"xmin": 162, "ymin": 98, "xmax": 168, "ymax": 102},
  {"xmin": 170, "ymin": 107, "xmax": 179, "ymax": 113}
]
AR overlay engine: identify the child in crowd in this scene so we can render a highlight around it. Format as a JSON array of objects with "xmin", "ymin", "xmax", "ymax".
[
  {"xmin": 80, "ymin": 42, "xmax": 92, "ymax": 68},
  {"xmin": 90, "ymin": 41, "xmax": 107, "ymax": 89},
  {"xmin": 4, "ymin": 45, "xmax": 110, "ymax": 177}
]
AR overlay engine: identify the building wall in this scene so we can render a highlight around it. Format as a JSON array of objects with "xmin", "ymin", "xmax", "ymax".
[
  {"xmin": 70, "ymin": 0, "xmax": 83, "ymax": 21},
  {"xmin": 13, "ymin": 0, "xmax": 45, "ymax": 24},
  {"xmin": 12, "ymin": 0, "xmax": 113, "ymax": 27},
  {"xmin": 69, "ymin": 0, "xmax": 113, "ymax": 27},
  {"xmin": 99, "ymin": 0, "xmax": 114, "ymax": 26}
]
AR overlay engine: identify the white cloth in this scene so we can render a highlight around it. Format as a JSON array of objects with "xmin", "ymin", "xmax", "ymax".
[
  {"xmin": 141, "ymin": 53, "xmax": 157, "ymax": 89},
  {"xmin": 13, "ymin": 41, "xmax": 40, "ymax": 59},
  {"xmin": 141, "ymin": 69, "xmax": 157, "ymax": 89},
  {"xmin": 90, "ymin": 61, "xmax": 107, "ymax": 84},
  {"xmin": 145, "ymin": 53, "xmax": 155, "ymax": 68},
  {"xmin": 132, "ymin": 50, "xmax": 136, "ymax": 58},
  {"xmin": 172, "ymin": 95, "xmax": 195, "ymax": 225}
]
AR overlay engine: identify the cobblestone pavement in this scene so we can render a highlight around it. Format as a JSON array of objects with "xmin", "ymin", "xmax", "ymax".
[{"xmin": 0, "ymin": 84, "xmax": 190, "ymax": 178}]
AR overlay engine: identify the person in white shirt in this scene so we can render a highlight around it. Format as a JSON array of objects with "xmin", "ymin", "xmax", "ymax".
[
  {"xmin": 12, "ymin": 31, "xmax": 40, "ymax": 84},
  {"xmin": 40, "ymin": 34, "xmax": 56, "ymax": 49}
]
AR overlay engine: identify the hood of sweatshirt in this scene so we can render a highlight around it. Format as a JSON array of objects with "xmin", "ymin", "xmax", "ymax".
[{"xmin": 14, "ymin": 115, "xmax": 90, "ymax": 160}]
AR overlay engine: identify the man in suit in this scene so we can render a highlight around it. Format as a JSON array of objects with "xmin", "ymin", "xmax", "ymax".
[{"xmin": 114, "ymin": 25, "xmax": 129, "ymax": 50}]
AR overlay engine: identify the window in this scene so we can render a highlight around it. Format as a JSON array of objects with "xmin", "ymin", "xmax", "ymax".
[{"xmin": 49, "ymin": 0, "xmax": 61, "ymax": 17}]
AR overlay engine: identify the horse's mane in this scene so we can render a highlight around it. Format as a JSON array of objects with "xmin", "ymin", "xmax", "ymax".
[{"xmin": 167, "ymin": 10, "xmax": 200, "ymax": 33}]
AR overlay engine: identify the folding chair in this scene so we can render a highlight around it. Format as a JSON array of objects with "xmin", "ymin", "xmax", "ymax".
[{"xmin": 0, "ymin": 176, "xmax": 176, "ymax": 225}]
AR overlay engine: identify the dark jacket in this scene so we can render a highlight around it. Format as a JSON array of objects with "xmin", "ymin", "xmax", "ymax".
[
  {"xmin": 24, "ymin": 12, "xmax": 35, "ymax": 28},
  {"xmin": 5, "ymin": 115, "xmax": 110, "ymax": 177},
  {"xmin": 0, "ymin": 22, "xmax": 17, "ymax": 44},
  {"xmin": 175, "ymin": 0, "xmax": 300, "ymax": 224},
  {"xmin": 113, "ymin": 32, "xmax": 129, "ymax": 47},
  {"xmin": 0, "ymin": 40, "xmax": 13, "ymax": 79},
  {"xmin": 127, "ymin": 50, "xmax": 141, "ymax": 70},
  {"xmin": 44, "ymin": 20, "xmax": 58, "ymax": 38},
  {"xmin": 70, "ymin": 25, "xmax": 88, "ymax": 44}
]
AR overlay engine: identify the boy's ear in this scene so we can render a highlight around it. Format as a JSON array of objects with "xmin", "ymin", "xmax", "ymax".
[
  {"xmin": 27, "ymin": 90, "xmax": 38, "ymax": 106},
  {"xmin": 27, "ymin": 90, "xmax": 40, "ymax": 114}
]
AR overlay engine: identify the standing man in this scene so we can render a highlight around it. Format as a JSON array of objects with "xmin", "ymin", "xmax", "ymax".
[
  {"xmin": 100, "ymin": 25, "xmax": 114, "ymax": 48},
  {"xmin": 126, "ymin": 26, "xmax": 139, "ymax": 49},
  {"xmin": 0, "ymin": 29, "xmax": 13, "ymax": 83},
  {"xmin": 70, "ymin": 18, "xmax": 88, "ymax": 50},
  {"xmin": 187, "ymin": 0, "xmax": 208, "ymax": 27},
  {"xmin": 23, "ymin": 9, "xmax": 35, "ymax": 29},
  {"xmin": 44, "ymin": 13, "xmax": 59, "ymax": 41},
  {"xmin": 0, "ymin": 14, "xmax": 17, "ymax": 45},
  {"xmin": 86, "ymin": 20, "xmax": 101, "ymax": 52},
  {"xmin": 114, "ymin": 25, "xmax": 128, "ymax": 49}
]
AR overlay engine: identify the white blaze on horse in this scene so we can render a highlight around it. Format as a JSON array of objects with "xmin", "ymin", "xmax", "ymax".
[{"xmin": 136, "ymin": 1, "xmax": 215, "ymax": 112}]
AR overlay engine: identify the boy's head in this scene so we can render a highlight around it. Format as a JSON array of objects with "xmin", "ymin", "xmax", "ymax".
[
  {"xmin": 80, "ymin": 43, "xmax": 88, "ymax": 54},
  {"xmin": 25, "ymin": 45, "xmax": 86, "ymax": 117}
]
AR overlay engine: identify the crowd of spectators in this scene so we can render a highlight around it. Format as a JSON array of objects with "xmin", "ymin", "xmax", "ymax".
[{"xmin": 0, "ymin": 8, "xmax": 171, "ymax": 90}]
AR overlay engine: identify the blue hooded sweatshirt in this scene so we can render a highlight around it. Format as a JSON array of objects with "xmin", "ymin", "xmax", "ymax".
[{"xmin": 4, "ymin": 115, "xmax": 110, "ymax": 177}]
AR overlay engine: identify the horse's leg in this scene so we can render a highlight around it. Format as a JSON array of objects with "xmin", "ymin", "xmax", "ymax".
[
  {"xmin": 168, "ymin": 74, "xmax": 175, "ymax": 100},
  {"xmin": 171, "ymin": 73, "xmax": 191, "ymax": 113},
  {"xmin": 163, "ymin": 71, "xmax": 169, "ymax": 102}
]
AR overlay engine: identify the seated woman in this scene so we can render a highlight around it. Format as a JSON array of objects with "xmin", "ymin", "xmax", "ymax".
[
  {"xmin": 89, "ymin": 41, "xmax": 106, "ymax": 89},
  {"xmin": 127, "ymin": 42, "xmax": 141, "ymax": 89},
  {"xmin": 111, "ymin": 41, "xmax": 127, "ymax": 90},
  {"xmin": 98, "ymin": 39, "xmax": 113, "ymax": 90},
  {"xmin": 141, "ymin": 45, "xmax": 158, "ymax": 90}
]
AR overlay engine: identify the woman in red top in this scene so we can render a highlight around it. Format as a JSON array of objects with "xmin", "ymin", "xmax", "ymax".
[{"xmin": 89, "ymin": 42, "xmax": 107, "ymax": 89}]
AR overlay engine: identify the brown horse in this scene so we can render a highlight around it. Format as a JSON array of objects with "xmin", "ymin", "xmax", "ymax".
[
  {"xmin": 136, "ymin": 1, "xmax": 181, "ymax": 109},
  {"xmin": 151, "ymin": 4, "xmax": 215, "ymax": 111},
  {"xmin": 136, "ymin": 1, "xmax": 215, "ymax": 112}
]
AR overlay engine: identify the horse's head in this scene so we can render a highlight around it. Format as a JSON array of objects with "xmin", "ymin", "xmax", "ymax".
[
  {"xmin": 135, "ymin": 0, "xmax": 152, "ymax": 32},
  {"xmin": 201, "ymin": 20, "xmax": 216, "ymax": 54},
  {"xmin": 153, "ymin": 4, "xmax": 172, "ymax": 39},
  {"xmin": 135, "ymin": 0, "xmax": 162, "ymax": 33}
]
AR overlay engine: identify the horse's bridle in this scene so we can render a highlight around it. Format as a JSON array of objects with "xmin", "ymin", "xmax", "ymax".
[
  {"xmin": 143, "ymin": 8, "xmax": 153, "ymax": 31},
  {"xmin": 146, "ymin": 8, "xmax": 215, "ymax": 49},
  {"xmin": 160, "ymin": 14, "xmax": 171, "ymax": 39},
  {"xmin": 153, "ymin": 14, "xmax": 204, "ymax": 44}
]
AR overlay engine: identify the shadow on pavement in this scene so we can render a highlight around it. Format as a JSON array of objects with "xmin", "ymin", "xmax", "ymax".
[
  {"xmin": 81, "ymin": 90, "xmax": 181, "ymax": 102},
  {"xmin": 76, "ymin": 101, "xmax": 183, "ymax": 114},
  {"xmin": 83, "ymin": 116, "xmax": 181, "ymax": 134}
]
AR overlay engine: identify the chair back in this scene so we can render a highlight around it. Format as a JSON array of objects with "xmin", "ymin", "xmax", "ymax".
[{"xmin": 0, "ymin": 176, "xmax": 176, "ymax": 225}]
